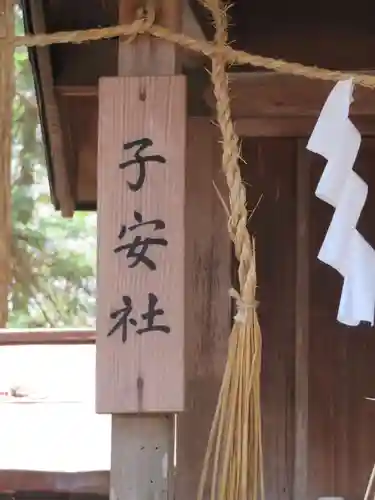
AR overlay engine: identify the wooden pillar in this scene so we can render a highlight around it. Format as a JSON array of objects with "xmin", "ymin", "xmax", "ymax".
[
  {"xmin": 96, "ymin": 1, "xmax": 183, "ymax": 499},
  {"xmin": 118, "ymin": 0, "xmax": 181, "ymax": 76},
  {"xmin": 175, "ymin": 119, "xmax": 232, "ymax": 500},
  {"xmin": 294, "ymin": 140, "xmax": 310, "ymax": 500}
]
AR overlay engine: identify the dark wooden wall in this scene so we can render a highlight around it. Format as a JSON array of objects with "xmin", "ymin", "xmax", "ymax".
[
  {"xmin": 242, "ymin": 137, "xmax": 375, "ymax": 500},
  {"xmin": 309, "ymin": 139, "xmax": 375, "ymax": 500},
  {"xmin": 242, "ymin": 138, "xmax": 296, "ymax": 500}
]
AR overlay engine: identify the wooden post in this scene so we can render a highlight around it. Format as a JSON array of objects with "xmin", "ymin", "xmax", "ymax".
[
  {"xmin": 118, "ymin": 0, "xmax": 181, "ymax": 76},
  {"xmin": 175, "ymin": 118, "xmax": 232, "ymax": 500},
  {"xmin": 96, "ymin": 1, "xmax": 183, "ymax": 499},
  {"xmin": 294, "ymin": 140, "xmax": 310, "ymax": 500}
]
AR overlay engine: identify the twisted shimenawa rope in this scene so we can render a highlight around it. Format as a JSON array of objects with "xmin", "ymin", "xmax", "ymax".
[
  {"xmin": 12, "ymin": 14, "xmax": 375, "ymax": 89},
  {"xmin": 196, "ymin": 2, "xmax": 263, "ymax": 500},
  {"xmin": 203, "ymin": 3, "xmax": 254, "ymax": 318}
]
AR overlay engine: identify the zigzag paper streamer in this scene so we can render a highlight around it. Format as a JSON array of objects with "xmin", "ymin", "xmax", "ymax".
[{"xmin": 307, "ymin": 79, "xmax": 375, "ymax": 326}]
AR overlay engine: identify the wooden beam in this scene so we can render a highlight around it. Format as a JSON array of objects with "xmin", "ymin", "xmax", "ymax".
[
  {"xmin": 52, "ymin": 88, "xmax": 375, "ymax": 137},
  {"xmin": 28, "ymin": 0, "xmax": 75, "ymax": 217},
  {"xmin": 0, "ymin": 328, "xmax": 95, "ymax": 345},
  {"xmin": 205, "ymin": 72, "xmax": 375, "ymax": 118},
  {"xmin": 293, "ymin": 140, "xmax": 310, "ymax": 500},
  {"xmin": 235, "ymin": 116, "xmax": 375, "ymax": 138},
  {"xmin": 0, "ymin": 470, "xmax": 108, "ymax": 495},
  {"xmin": 56, "ymin": 69, "xmax": 375, "ymax": 121},
  {"xmin": 55, "ymin": 86, "xmax": 98, "ymax": 98}
]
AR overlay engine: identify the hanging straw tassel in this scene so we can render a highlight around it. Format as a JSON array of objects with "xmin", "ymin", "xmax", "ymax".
[
  {"xmin": 364, "ymin": 463, "xmax": 375, "ymax": 500},
  {"xmin": 197, "ymin": 1, "xmax": 264, "ymax": 500},
  {"xmin": 0, "ymin": 0, "xmax": 14, "ymax": 328}
]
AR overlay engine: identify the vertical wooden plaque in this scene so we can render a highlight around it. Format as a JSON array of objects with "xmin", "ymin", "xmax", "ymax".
[{"xmin": 96, "ymin": 76, "xmax": 186, "ymax": 413}]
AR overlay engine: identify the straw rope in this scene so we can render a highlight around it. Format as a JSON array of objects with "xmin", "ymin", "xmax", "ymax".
[
  {"xmin": 0, "ymin": 0, "xmax": 14, "ymax": 328},
  {"xmin": 195, "ymin": 1, "xmax": 263, "ymax": 499},
  {"xmin": 11, "ymin": 17, "xmax": 375, "ymax": 89}
]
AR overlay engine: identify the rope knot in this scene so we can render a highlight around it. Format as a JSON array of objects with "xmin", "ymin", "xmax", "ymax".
[
  {"xmin": 229, "ymin": 288, "xmax": 258, "ymax": 325},
  {"xmin": 126, "ymin": 1, "xmax": 156, "ymax": 44}
]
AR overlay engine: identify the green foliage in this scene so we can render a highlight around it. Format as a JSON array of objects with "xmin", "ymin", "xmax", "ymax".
[{"xmin": 9, "ymin": 7, "xmax": 96, "ymax": 328}]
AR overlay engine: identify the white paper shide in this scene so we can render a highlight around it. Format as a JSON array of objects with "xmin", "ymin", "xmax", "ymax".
[{"xmin": 307, "ymin": 78, "xmax": 375, "ymax": 326}]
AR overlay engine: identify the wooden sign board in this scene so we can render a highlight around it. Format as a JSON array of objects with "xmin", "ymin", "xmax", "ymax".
[{"xmin": 96, "ymin": 76, "xmax": 186, "ymax": 413}]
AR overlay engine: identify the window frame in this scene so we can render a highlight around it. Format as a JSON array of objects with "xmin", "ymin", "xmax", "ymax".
[{"xmin": 0, "ymin": 328, "xmax": 109, "ymax": 496}]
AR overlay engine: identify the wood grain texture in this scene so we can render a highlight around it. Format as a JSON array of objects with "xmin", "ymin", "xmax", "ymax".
[
  {"xmin": 54, "ymin": 93, "xmax": 97, "ymax": 208},
  {"xmin": 28, "ymin": 0, "xmax": 74, "ymax": 216},
  {"xmin": 118, "ymin": 0, "xmax": 181, "ymax": 76},
  {"xmin": 0, "ymin": 328, "xmax": 95, "ymax": 345},
  {"xmin": 0, "ymin": 470, "xmax": 109, "ymax": 495},
  {"xmin": 235, "ymin": 116, "xmax": 375, "ymax": 139},
  {"xmin": 205, "ymin": 73, "xmax": 375, "ymax": 119},
  {"xmin": 48, "ymin": 86, "xmax": 375, "ymax": 210},
  {"xmin": 308, "ymin": 138, "xmax": 375, "ymax": 500},
  {"xmin": 175, "ymin": 118, "xmax": 231, "ymax": 500},
  {"xmin": 96, "ymin": 76, "xmax": 186, "ymax": 413},
  {"xmin": 110, "ymin": 416, "xmax": 174, "ymax": 500},
  {"xmin": 241, "ymin": 138, "xmax": 296, "ymax": 500},
  {"xmin": 108, "ymin": 4, "xmax": 181, "ymax": 499},
  {"xmin": 294, "ymin": 140, "xmax": 310, "ymax": 500}
]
